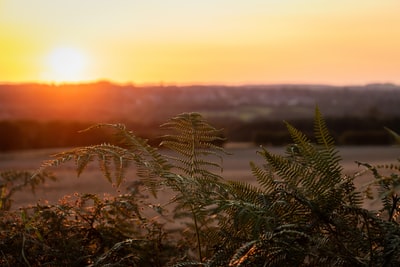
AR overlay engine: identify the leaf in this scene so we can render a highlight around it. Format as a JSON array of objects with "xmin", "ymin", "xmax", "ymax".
[{"xmin": 385, "ymin": 127, "xmax": 400, "ymax": 145}]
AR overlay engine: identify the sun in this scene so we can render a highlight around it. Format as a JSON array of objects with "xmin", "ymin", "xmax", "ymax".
[{"xmin": 44, "ymin": 47, "xmax": 88, "ymax": 83}]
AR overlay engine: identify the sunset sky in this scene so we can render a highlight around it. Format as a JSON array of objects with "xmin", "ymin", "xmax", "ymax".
[{"xmin": 1, "ymin": 0, "xmax": 400, "ymax": 85}]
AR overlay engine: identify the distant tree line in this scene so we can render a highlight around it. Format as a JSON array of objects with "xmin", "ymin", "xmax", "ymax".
[
  {"xmin": 219, "ymin": 116, "xmax": 400, "ymax": 146},
  {"xmin": 0, "ymin": 116, "xmax": 399, "ymax": 151},
  {"xmin": 0, "ymin": 121, "xmax": 112, "ymax": 151}
]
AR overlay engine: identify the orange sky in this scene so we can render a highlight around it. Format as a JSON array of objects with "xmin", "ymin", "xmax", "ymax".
[{"xmin": 1, "ymin": 0, "xmax": 400, "ymax": 85}]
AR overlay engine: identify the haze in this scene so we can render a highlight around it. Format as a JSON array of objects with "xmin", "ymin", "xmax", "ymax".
[{"xmin": 1, "ymin": 0, "xmax": 400, "ymax": 85}]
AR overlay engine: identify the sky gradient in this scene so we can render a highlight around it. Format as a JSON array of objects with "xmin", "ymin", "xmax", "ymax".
[{"xmin": 1, "ymin": 0, "xmax": 400, "ymax": 85}]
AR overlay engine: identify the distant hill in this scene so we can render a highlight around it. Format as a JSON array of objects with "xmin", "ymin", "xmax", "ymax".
[
  {"xmin": 1, "ymin": 82, "xmax": 400, "ymax": 150},
  {"xmin": 1, "ymin": 82, "xmax": 399, "ymax": 124}
]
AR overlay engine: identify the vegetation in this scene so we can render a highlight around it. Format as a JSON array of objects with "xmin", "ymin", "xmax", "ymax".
[
  {"xmin": 1, "ymin": 107, "xmax": 400, "ymax": 266},
  {"xmin": 1, "ymin": 116, "xmax": 399, "ymax": 151}
]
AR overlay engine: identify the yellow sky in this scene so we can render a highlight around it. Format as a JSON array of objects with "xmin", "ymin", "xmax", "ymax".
[{"xmin": 1, "ymin": 0, "xmax": 400, "ymax": 85}]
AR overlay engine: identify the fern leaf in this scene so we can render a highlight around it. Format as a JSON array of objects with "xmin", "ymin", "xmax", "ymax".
[
  {"xmin": 36, "ymin": 123, "xmax": 172, "ymax": 196},
  {"xmin": 250, "ymin": 161, "xmax": 276, "ymax": 194},
  {"xmin": 314, "ymin": 106, "xmax": 335, "ymax": 148},
  {"xmin": 228, "ymin": 240, "xmax": 258, "ymax": 266},
  {"xmin": 384, "ymin": 127, "xmax": 400, "ymax": 145}
]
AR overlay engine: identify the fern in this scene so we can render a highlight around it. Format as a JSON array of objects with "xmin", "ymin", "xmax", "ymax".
[
  {"xmin": 209, "ymin": 107, "xmax": 392, "ymax": 266},
  {"xmin": 33, "ymin": 113, "xmax": 228, "ymax": 263},
  {"xmin": 36, "ymin": 123, "xmax": 170, "ymax": 196},
  {"xmin": 160, "ymin": 113, "xmax": 226, "ymax": 179},
  {"xmin": 160, "ymin": 113, "xmax": 228, "ymax": 262},
  {"xmin": 24, "ymin": 109, "xmax": 400, "ymax": 266},
  {"xmin": 358, "ymin": 158, "xmax": 400, "ymax": 223},
  {"xmin": 37, "ymin": 143, "xmax": 133, "ymax": 186}
]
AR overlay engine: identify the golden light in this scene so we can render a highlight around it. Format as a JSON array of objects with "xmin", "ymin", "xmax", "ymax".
[{"xmin": 43, "ymin": 47, "xmax": 88, "ymax": 83}]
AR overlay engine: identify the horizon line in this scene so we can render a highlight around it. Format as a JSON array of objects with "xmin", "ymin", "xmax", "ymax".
[{"xmin": 0, "ymin": 79, "xmax": 398, "ymax": 88}]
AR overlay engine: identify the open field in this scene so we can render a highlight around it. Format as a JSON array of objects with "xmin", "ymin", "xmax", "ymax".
[{"xmin": 1, "ymin": 145, "xmax": 399, "ymax": 211}]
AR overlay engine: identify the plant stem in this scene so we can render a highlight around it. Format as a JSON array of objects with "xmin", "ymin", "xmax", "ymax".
[{"xmin": 191, "ymin": 205, "xmax": 203, "ymax": 262}]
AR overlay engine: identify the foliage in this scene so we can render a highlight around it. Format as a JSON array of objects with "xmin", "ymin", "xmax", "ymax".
[
  {"xmin": 0, "ymin": 192, "xmax": 176, "ymax": 266},
  {"xmin": 207, "ymin": 107, "xmax": 396, "ymax": 266},
  {"xmin": 159, "ymin": 113, "xmax": 228, "ymax": 262},
  {"xmin": 0, "ymin": 170, "xmax": 56, "ymax": 211},
  {"xmin": 1, "ymin": 108, "xmax": 400, "ymax": 266}
]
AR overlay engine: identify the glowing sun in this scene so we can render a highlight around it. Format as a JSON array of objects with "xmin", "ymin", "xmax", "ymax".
[{"xmin": 44, "ymin": 47, "xmax": 89, "ymax": 82}]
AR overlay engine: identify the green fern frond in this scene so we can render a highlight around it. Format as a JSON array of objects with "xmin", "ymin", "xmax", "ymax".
[
  {"xmin": 160, "ymin": 113, "xmax": 228, "ymax": 213},
  {"xmin": 256, "ymin": 147, "xmax": 309, "ymax": 189},
  {"xmin": 37, "ymin": 144, "xmax": 133, "ymax": 186},
  {"xmin": 313, "ymin": 107, "xmax": 343, "ymax": 176},
  {"xmin": 159, "ymin": 113, "xmax": 230, "ymax": 262},
  {"xmin": 81, "ymin": 123, "xmax": 171, "ymax": 192},
  {"xmin": 249, "ymin": 161, "xmax": 276, "ymax": 194},
  {"xmin": 284, "ymin": 121, "xmax": 314, "ymax": 155},
  {"xmin": 217, "ymin": 181, "xmax": 281, "ymax": 239},
  {"xmin": 161, "ymin": 113, "xmax": 227, "ymax": 178},
  {"xmin": 214, "ymin": 108, "xmax": 382, "ymax": 266},
  {"xmin": 279, "ymin": 118, "xmax": 343, "ymax": 201},
  {"xmin": 35, "ymin": 123, "xmax": 171, "ymax": 196},
  {"xmin": 314, "ymin": 106, "xmax": 335, "ymax": 148},
  {"xmin": 226, "ymin": 181, "xmax": 266, "ymax": 206}
]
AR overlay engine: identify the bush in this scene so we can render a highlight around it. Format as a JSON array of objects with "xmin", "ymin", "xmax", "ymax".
[{"xmin": 1, "ymin": 108, "xmax": 400, "ymax": 266}]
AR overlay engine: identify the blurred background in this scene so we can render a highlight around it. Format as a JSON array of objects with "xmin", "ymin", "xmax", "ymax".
[{"xmin": 1, "ymin": 1, "xmax": 400, "ymax": 150}]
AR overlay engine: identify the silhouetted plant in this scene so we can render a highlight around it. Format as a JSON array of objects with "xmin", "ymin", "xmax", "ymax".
[
  {"xmin": 1, "ymin": 109, "xmax": 400, "ymax": 266},
  {"xmin": 159, "ymin": 113, "xmax": 228, "ymax": 261},
  {"xmin": 31, "ymin": 113, "xmax": 227, "ymax": 264},
  {"xmin": 203, "ymin": 108, "xmax": 370, "ymax": 266}
]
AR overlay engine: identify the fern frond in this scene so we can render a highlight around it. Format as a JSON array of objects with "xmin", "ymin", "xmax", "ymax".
[
  {"xmin": 313, "ymin": 108, "xmax": 343, "ymax": 180},
  {"xmin": 280, "ymin": 119, "xmax": 343, "ymax": 203},
  {"xmin": 82, "ymin": 123, "xmax": 171, "ymax": 193},
  {"xmin": 36, "ymin": 144, "xmax": 133, "ymax": 186},
  {"xmin": 226, "ymin": 180, "xmax": 266, "ymax": 206},
  {"xmin": 357, "ymin": 161, "xmax": 400, "ymax": 221},
  {"xmin": 35, "ymin": 123, "xmax": 171, "ymax": 196},
  {"xmin": 284, "ymin": 121, "xmax": 314, "ymax": 155},
  {"xmin": 257, "ymin": 146, "xmax": 309, "ymax": 189},
  {"xmin": 159, "ymin": 113, "xmax": 228, "ymax": 208},
  {"xmin": 384, "ymin": 127, "xmax": 400, "ymax": 145},
  {"xmin": 250, "ymin": 161, "xmax": 276, "ymax": 194},
  {"xmin": 314, "ymin": 106, "xmax": 335, "ymax": 148},
  {"xmin": 159, "ymin": 113, "xmax": 230, "ymax": 262},
  {"xmin": 228, "ymin": 240, "xmax": 258, "ymax": 266},
  {"xmin": 217, "ymin": 181, "xmax": 282, "ymax": 238},
  {"xmin": 161, "ymin": 113, "xmax": 227, "ymax": 179}
]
